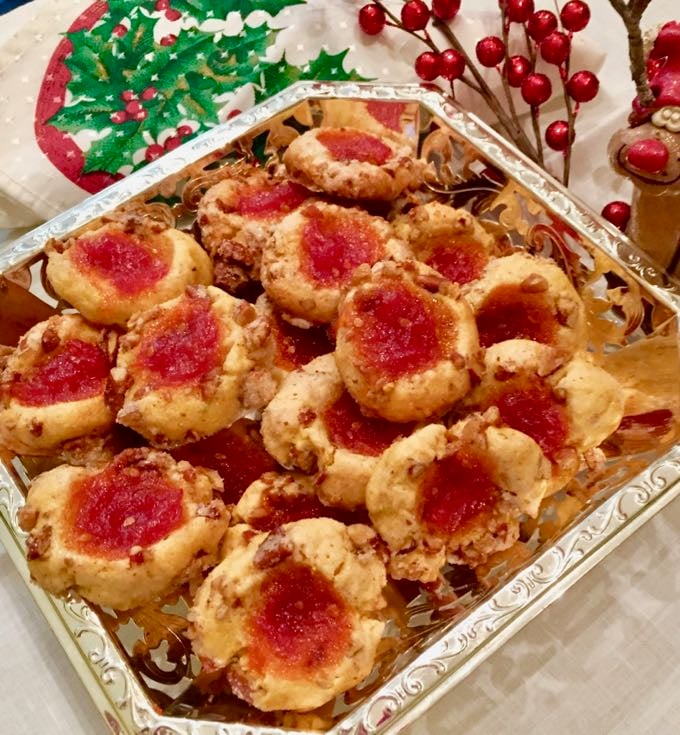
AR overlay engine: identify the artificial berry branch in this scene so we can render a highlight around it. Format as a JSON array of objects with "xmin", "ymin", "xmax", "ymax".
[
  {"xmin": 608, "ymin": 0, "xmax": 655, "ymax": 107},
  {"xmin": 358, "ymin": 0, "xmax": 603, "ymax": 186}
]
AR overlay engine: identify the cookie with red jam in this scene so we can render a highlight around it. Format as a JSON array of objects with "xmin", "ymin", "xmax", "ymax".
[
  {"xmin": 197, "ymin": 169, "xmax": 312, "ymax": 294},
  {"xmin": 233, "ymin": 472, "xmax": 349, "ymax": 530},
  {"xmin": 46, "ymin": 219, "xmax": 212, "ymax": 326},
  {"xmin": 335, "ymin": 260, "xmax": 479, "ymax": 423},
  {"xmin": 260, "ymin": 201, "xmax": 410, "ymax": 324},
  {"xmin": 393, "ymin": 201, "xmax": 498, "ymax": 286},
  {"xmin": 0, "ymin": 314, "xmax": 116, "ymax": 457},
  {"xmin": 283, "ymin": 126, "xmax": 426, "ymax": 201},
  {"xmin": 463, "ymin": 251, "xmax": 587, "ymax": 358},
  {"xmin": 189, "ymin": 518, "xmax": 386, "ymax": 712},
  {"xmin": 261, "ymin": 354, "xmax": 414, "ymax": 509},
  {"xmin": 469, "ymin": 343, "xmax": 625, "ymax": 493},
  {"xmin": 366, "ymin": 416, "xmax": 551, "ymax": 583},
  {"xmin": 19, "ymin": 447, "xmax": 228, "ymax": 610},
  {"xmin": 115, "ymin": 285, "xmax": 269, "ymax": 446}
]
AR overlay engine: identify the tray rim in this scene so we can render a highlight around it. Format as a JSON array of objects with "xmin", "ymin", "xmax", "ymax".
[{"xmin": 0, "ymin": 80, "xmax": 679, "ymax": 735}]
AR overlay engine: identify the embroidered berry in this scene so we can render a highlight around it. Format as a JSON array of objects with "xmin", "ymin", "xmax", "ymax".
[
  {"xmin": 145, "ymin": 144, "xmax": 165, "ymax": 162},
  {"xmin": 165, "ymin": 9, "xmax": 181, "ymax": 21},
  {"xmin": 121, "ymin": 90, "xmax": 136, "ymax": 102},
  {"xmin": 164, "ymin": 135, "xmax": 182, "ymax": 151},
  {"xmin": 141, "ymin": 86, "xmax": 157, "ymax": 101},
  {"xmin": 110, "ymin": 110, "xmax": 127, "ymax": 124},
  {"xmin": 177, "ymin": 124, "xmax": 193, "ymax": 136},
  {"xmin": 112, "ymin": 24, "xmax": 127, "ymax": 38},
  {"xmin": 160, "ymin": 34, "xmax": 177, "ymax": 46}
]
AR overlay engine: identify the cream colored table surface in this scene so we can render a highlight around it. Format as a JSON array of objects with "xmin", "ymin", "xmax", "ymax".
[{"xmin": 1, "ymin": 1, "xmax": 679, "ymax": 734}]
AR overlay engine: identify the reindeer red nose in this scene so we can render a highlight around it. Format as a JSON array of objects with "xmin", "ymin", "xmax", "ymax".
[{"xmin": 626, "ymin": 138, "xmax": 669, "ymax": 173}]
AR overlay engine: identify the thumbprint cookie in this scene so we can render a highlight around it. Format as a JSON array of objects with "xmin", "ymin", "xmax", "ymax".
[
  {"xmin": 189, "ymin": 518, "xmax": 386, "ymax": 711},
  {"xmin": 115, "ymin": 285, "xmax": 268, "ymax": 446},
  {"xmin": 260, "ymin": 201, "xmax": 410, "ymax": 323},
  {"xmin": 0, "ymin": 315, "xmax": 116, "ymax": 456},
  {"xmin": 19, "ymin": 448, "xmax": 228, "ymax": 610},
  {"xmin": 366, "ymin": 417, "xmax": 551, "ymax": 583},
  {"xmin": 46, "ymin": 219, "xmax": 212, "ymax": 326},
  {"xmin": 197, "ymin": 169, "xmax": 312, "ymax": 294},
  {"xmin": 463, "ymin": 251, "xmax": 587, "ymax": 357},
  {"xmin": 470, "ymin": 343, "xmax": 624, "ymax": 492},
  {"xmin": 283, "ymin": 126, "xmax": 425, "ymax": 200},
  {"xmin": 393, "ymin": 201, "xmax": 498, "ymax": 285},
  {"xmin": 261, "ymin": 354, "xmax": 414, "ymax": 509},
  {"xmin": 335, "ymin": 260, "xmax": 479, "ymax": 422}
]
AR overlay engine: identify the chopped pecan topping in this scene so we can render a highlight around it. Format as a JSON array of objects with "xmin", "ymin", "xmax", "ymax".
[
  {"xmin": 253, "ymin": 530, "xmax": 294, "ymax": 569},
  {"xmin": 520, "ymin": 273, "xmax": 549, "ymax": 293},
  {"xmin": 27, "ymin": 525, "xmax": 52, "ymax": 561},
  {"xmin": 17, "ymin": 505, "xmax": 39, "ymax": 532}
]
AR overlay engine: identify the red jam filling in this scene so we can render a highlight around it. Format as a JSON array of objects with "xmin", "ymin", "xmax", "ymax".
[
  {"xmin": 136, "ymin": 293, "xmax": 221, "ymax": 387},
  {"xmin": 300, "ymin": 206, "xmax": 384, "ymax": 287},
  {"xmin": 171, "ymin": 424, "xmax": 278, "ymax": 505},
  {"xmin": 317, "ymin": 128, "xmax": 392, "ymax": 165},
  {"xmin": 426, "ymin": 241, "xmax": 488, "ymax": 285},
  {"xmin": 248, "ymin": 489, "xmax": 334, "ymax": 532},
  {"xmin": 66, "ymin": 455, "xmax": 184, "ymax": 558},
  {"xmin": 366, "ymin": 100, "xmax": 407, "ymax": 132},
  {"xmin": 349, "ymin": 281, "xmax": 452, "ymax": 380},
  {"xmin": 70, "ymin": 230, "xmax": 170, "ymax": 296},
  {"xmin": 11, "ymin": 339, "xmax": 109, "ymax": 407},
  {"xmin": 475, "ymin": 283, "xmax": 557, "ymax": 348},
  {"xmin": 248, "ymin": 562, "xmax": 351, "ymax": 676},
  {"xmin": 419, "ymin": 448, "xmax": 499, "ymax": 536},
  {"xmin": 323, "ymin": 390, "xmax": 412, "ymax": 456},
  {"xmin": 273, "ymin": 313, "xmax": 333, "ymax": 371},
  {"xmin": 495, "ymin": 385, "xmax": 569, "ymax": 460},
  {"xmin": 236, "ymin": 181, "xmax": 310, "ymax": 219}
]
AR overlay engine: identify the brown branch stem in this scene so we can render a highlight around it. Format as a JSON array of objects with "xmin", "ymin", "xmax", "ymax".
[{"xmin": 608, "ymin": 0, "xmax": 655, "ymax": 106}]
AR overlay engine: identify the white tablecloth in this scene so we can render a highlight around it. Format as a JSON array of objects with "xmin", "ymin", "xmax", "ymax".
[{"xmin": 1, "ymin": 1, "xmax": 678, "ymax": 733}]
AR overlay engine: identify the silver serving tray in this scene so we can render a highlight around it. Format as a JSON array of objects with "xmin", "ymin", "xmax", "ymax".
[{"xmin": 1, "ymin": 81, "xmax": 679, "ymax": 735}]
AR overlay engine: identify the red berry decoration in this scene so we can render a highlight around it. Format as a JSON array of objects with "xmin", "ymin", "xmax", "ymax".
[
  {"xmin": 110, "ymin": 110, "xmax": 127, "ymax": 124},
  {"xmin": 566, "ymin": 70, "xmax": 599, "ymax": 102},
  {"xmin": 505, "ymin": 0, "xmax": 534, "ymax": 24},
  {"xmin": 504, "ymin": 55, "xmax": 531, "ymax": 87},
  {"xmin": 112, "ymin": 24, "xmax": 127, "ymax": 38},
  {"xmin": 527, "ymin": 10, "xmax": 557, "ymax": 42},
  {"xmin": 125, "ymin": 99, "xmax": 142, "ymax": 114},
  {"xmin": 540, "ymin": 31, "xmax": 571, "ymax": 66},
  {"xmin": 358, "ymin": 3, "xmax": 385, "ymax": 34},
  {"xmin": 164, "ymin": 135, "xmax": 182, "ymax": 151},
  {"xmin": 160, "ymin": 34, "xmax": 177, "ymax": 46},
  {"xmin": 440, "ymin": 49, "xmax": 466, "ymax": 80},
  {"xmin": 141, "ymin": 86, "xmax": 157, "ymax": 101},
  {"xmin": 155, "ymin": 0, "xmax": 169, "ymax": 9},
  {"xmin": 626, "ymin": 138, "xmax": 669, "ymax": 173},
  {"xmin": 415, "ymin": 51, "xmax": 441, "ymax": 81},
  {"xmin": 145, "ymin": 144, "xmax": 165, "ymax": 162},
  {"xmin": 601, "ymin": 201, "xmax": 631, "ymax": 231},
  {"xmin": 476, "ymin": 36, "xmax": 506, "ymax": 67},
  {"xmin": 121, "ymin": 89, "xmax": 136, "ymax": 101},
  {"xmin": 165, "ymin": 8, "xmax": 181, "ymax": 21},
  {"xmin": 545, "ymin": 120, "xmax": 571, "ymax": 151},
  {"xmin": 401, "ymin": 0, "xmax": 431, "ymax": 31},
  {"xmin": 177, "ymin": 124, "xmax": 193, "ymax": 137},
  {"xmin": 521, "ymin": 73, "xmax": 552, "ymax": 106},
  {"xmin": 432, "ymin": 0, "xmax": 461, "ymax": 21},
  {"xmin": 560, "ymin": 1, "xmax": 591, "ymax": 33}
]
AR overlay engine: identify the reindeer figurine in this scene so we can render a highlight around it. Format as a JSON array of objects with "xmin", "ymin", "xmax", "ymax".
[{"xmin": 608, "ymin": 20, "xmax": 680, "ymax": 277}]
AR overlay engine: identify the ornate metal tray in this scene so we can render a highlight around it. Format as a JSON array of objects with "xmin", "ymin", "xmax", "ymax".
[{"xmin": 1, "ymin": 81, "xmax": 679, "ymax": 735}]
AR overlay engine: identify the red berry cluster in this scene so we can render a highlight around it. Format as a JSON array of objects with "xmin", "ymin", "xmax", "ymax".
[
  {"xmin": 110, "ymin": 87, "xmax": 160, "ymax": 124},
  {"xmin": 145, "ymin": 125, "xmax": 194, "ymax": 162},
  {"xmin": 358, "ymin": 0, "xmax": 599, "ymax": 176},
  {"xmin": 155, "ymin": 0, "xmax": 182, "ymax": 21}
]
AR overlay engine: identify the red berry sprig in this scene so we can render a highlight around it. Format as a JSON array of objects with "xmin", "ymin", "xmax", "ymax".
[
  {"xmin": 601, "ymin": 201, "xmax": 631, "ymax": 231},
  {"xmin": 356, "ymin": 0, "xmax": 599, "ymax": 185}
]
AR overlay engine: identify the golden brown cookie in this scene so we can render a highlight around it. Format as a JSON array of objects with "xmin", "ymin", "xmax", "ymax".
[
  {"xmin": 366, "ymin": 417, "xmax": 551, "ymax": 582},
  {"xmin": 468, "ymin": 344, "xmax": 625, "ymax": 494},
  {"xmin": 335, "ymin": 260, "xmax": 479, "ymax": 422},
  {"xmin": 261, "ymin": 201, "xmax": 410, "ymax": 323},
  {"xmin": 463, "ymin": 251, "xmax": 587, "ymax": 357},
  {"xmin": 19, "ymin": 447, "xmax": 228, "ymax": 610},
  {"xmin": 197, "ymin": 169, "xmax": 312, "ymax": 294},
  {"xmin": 0, "ymin": 315, "xmax": 116, "ymax": 456},
  {"xmin": 393, "ymin": 201, "xmax": 497, "ymax": 285},
  {"xmin": 115, "ymin": 285, "xmax": 268, "ymax": 446},
  {"xmin": 46, "ymin": 219, "xmax": 212, "ymax": 326},
  {"xmin": 261, "ymin": 354, "xmax": 414, "ymax": 509},
  {"xmin": 189, "ymin": 519, "xmax": 386, "ymax": 712},
  {"xmin": 233, "ymin": 471, "xmax": 351, "ymax": 530},
  {"xmin": 283, "ymin": 126, "xmax": 425, "ymax": 201}
]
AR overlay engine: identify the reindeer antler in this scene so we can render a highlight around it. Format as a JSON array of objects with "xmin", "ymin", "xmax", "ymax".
[{"xmin": 609, "ymin": 0, "xmax": 656, "ymax": 106}]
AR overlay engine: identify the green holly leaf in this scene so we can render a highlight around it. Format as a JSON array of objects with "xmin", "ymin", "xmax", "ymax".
[
  {"xmin": 255, "ymin": 49, "xmax": 369, "ymax": 100},
  {"xmin": 170, "ymin": 0, "xmax": 305, "ymax": 20}
]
